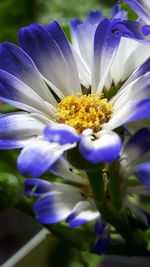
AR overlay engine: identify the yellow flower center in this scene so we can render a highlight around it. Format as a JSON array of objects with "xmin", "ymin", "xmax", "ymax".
[{"xmin": 56, "ymin": 92, "xmax": 113, "ymax": 134}]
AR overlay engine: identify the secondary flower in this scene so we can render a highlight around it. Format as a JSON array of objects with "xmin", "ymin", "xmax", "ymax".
[
  {"xmin": 24, "ymin": 157, "xmax": 100, "ymax": 227},
  {"xmin": 0, "ymin": 7, "xmax": 150, "ymax": 176}
]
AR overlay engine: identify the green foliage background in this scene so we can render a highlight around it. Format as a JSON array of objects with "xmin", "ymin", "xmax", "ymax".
[{"xmin": 0, "ymin": 0, "xmax": 117, "ymax": 44}]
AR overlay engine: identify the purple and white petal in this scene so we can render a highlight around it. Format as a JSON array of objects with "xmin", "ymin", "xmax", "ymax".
[
  {"xmin": 70, "ymin": 19, "xmax": 95, "ymax": 88},
  {"xmin": 93, "ymin": 19, "xmax": 145, "ymax": 91},
  {"xmin": 92, "ymin": 19, "xmax": 121, "ymax": 93},
  {"xmin": 70, "ymin": 19, "xmax": 83, "ymax": 55},
  {"xmin": 33, "ymin": 185, "xmax": 84, "ymax": 224},
  {"xmin": 18, "ymin": 24, "xmax": 78, "ymax": 96},
  {"xmin": 86, "ymin": 10, "xmax": 104, "ymax": 24},
  {"xmin": 79, "ymin": 130, "xmax": 122, "ymax": 163},
  {"xmin": 25, "ymin": 179, "xmax": 52, "ymax": 196},
  {"xmin": 111, "ymin": 38, "xmax": 150, "ymax": 86},
  {"xmin": 66, "ymin": 200, "xmax": 99, "ymax": 228},
  {"xmin": 43, "ymin": 21, "xmax": 81, "ymax": 93},
  {"xmin": 106, "ymin": 72, "xmax": 150, "ymax": 130},
  {"xmin": 17, "ymin": 139, "xmax": 64, "ymax": 177},
  {"xmin": 0, "ymin": 69, "xmax": 53, "ymax": 117},
  {"xmin": 49, "ymin": 156, "xmax": 87, "ymax": 185},
  {"xmin": 71, "ymin": 45, "xmax": 91, "ymax": 89},
  {"xmin": 119, "ymin": 56, "xmax": 150, "ymax": 91},
  {"xmin": 109, "ymin": 71, "xmax": 150, "ymax": 109},
  {"xmin": 110, "ymin": 4, "xmax": 128, "ymax": 20},
  {"xmin": 0, "ymin": 112, "xmax": 45, "ymax": 149},
  {"xmin": 123, "ymin": 128, "xmax": 150, "ymax": 162},
  {"xmin": 121, "ymin": 0, "xmax": 150, "ymax": 24},
  {"xmin": 116, "ymin": 20, "xmax": 149, "ymax": 41},
  {"xmin": 0, "ymin": 42, "xmax": 57, "ymax": 105},
  {"xmin": 123, "ymin": 99, "xmax": 150, "ymax": 125},
  {"xmin": 44, "ymin": 123, "xmax": 80, "ymax": 145},
  {"xmin": 136, "ymin": 162, "xmax": 150, "ymax": 192}
]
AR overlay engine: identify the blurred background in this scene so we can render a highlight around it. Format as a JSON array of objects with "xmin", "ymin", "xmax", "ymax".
[{"xmin": 0, "ymin": 0, "xmax": 115, "ymax": 44}]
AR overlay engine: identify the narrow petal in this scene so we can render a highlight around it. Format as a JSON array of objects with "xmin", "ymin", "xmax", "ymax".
[
  {"xmin": 44, "ymin": 123, "xmax": 80, "ymax": 145},
  {"xmin": 86, "ymin": 10, "xmax": 104, "ymax": 24},
  {"xmin": 25, "ymin": 179, "xmax": 82, "ymax": 197},
  {"xmin": 92, "ymin": 19, "xmax": 121, "ymax": 93},
  {"xmin": 70, "ymin": 19, "xmax": 92, "ymax": 88},
  {"xmin": 95, "ymin": 236, "xmax": 110, "ymax": 255},
  {"xmin": 79, "ymin": 131, "xmax": 122, "ymax": 163},
  {"xmin": 33, "ymin": 187, "xmax": 83, "ymax": 224},
  {"xmin": 94, "ymin": 219, "xmax": 105, "ymax": 235},
  {"xmin": 25, "ymin": 179, "xmax": 52, "ymax": 196},
  {"xmin": 0, "ymin": 42, "xmax": 57, "ymax": 105},
  {"xmin": 66, "ymin": 201, "xmax": 99, "ymax": 228},
  {"xmin": 124, "ymin": 128, "xmax": 150, "ymax": 162},
  {"xmin": 123, "ymin": 99, "xmax": 150, "ymax": 124},
  {"xmin": 121, "ymin": 0, "xmax": 150, "ymax": 24},
  {"xmin": 111, "ymin": 39, "xmax": 150, "ymax": 86},
  {"xmin": 44, "ymin": 21, "xmax": 81, "ymax": 93},
  {"xmin": 0, "ymin": 69, "xmax": 53, "ymax": 117},
  {"xmin": 107, "ymin": 73, "xmax": 150, "ymax": 130},
  {"xmin": 111, "ymin": 71, "xmax": 150, "ymax": 110},
  {"xmin": 18, "ymin": 24, "xmax": 77, "ymax": 96},
  {"xmin": 0, "ymin": 112, "xmax": 44, "ymax": 149},
  {"xmin": 122, "ymin": 53, "xmax": 150, "ymax": 87},
  {"xmin": 17, "ymin": 139, "xmax": 64, "ymax": 176},
  {"xmin": 70, "ymin": 19, "xmax": 83, "ymax": 54},
  {"xmin": 110, "ymin": 4, "xmax": 128, "ymax": 20},
  {"xmin": 136, "ymin": 162, "xmax": 150, "ymax": 191},
  {"xmin": 117, "ymin": 20, "xmax": 148, "ymax": 40}
]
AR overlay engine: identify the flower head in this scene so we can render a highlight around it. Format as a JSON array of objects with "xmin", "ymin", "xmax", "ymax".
[
  {"xmin": 0, "ymin": 7, "xmax": 150, "ymax": 176},
  {"xmin": 24, "ymin": 157, "xmax": 100, "ymax": 227}
]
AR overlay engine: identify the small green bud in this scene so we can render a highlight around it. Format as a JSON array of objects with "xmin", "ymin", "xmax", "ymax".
[{"xmin": 0, "ymin": 173, "xmax": 20, "ymax": 210}]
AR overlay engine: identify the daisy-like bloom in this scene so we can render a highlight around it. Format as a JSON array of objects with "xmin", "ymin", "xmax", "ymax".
[
  {"xmin": 24, "ymin": 157, "xmax": 100, "ymax": 227},
  {"xmin": 24, "ymin": 156, "xmax": 110, "ymax": 254},
  {"xmin": 0, "ymin": 6, "xmax": 150, "ymax": 177},
  {"xmin": 121, "ymin": 0, "xmax": 150, "ymax": 25}
]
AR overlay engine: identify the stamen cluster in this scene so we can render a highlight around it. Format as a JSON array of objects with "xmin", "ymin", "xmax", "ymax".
[{"xmin": 57, "ymin": 93, "xmax": 113, "ymax": 134}]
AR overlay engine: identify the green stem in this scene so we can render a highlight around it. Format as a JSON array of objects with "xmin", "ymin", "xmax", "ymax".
[
  {"xmin": 108, "ymin": 162, "xmax": 122, "ymax": 211},
  {"xmin": 16, "ymin": 195, "xmax": 95, "ymax": 251},
  {"xmin": 16, "ymin": 187, "xmax": 148, "ymax": 255},
  {"xmin": 16, "ymin": 195, "xmax": 34, "ymax": 216},
  {"xmin": 144, "ymin": 229, "xmax": 150, "ymax": 240},
  {"xmin": 86, "ymin": 168, "xmax": 147, "ymax": 249}
]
